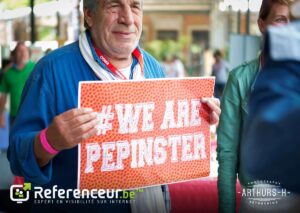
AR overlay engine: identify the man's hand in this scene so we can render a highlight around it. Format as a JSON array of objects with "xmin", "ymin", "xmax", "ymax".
[
  {"xmin": 34, "ymin": 108, "xmax": 99, "ymax": 167},
  {"xmin": 201, "ymin": 97, "xmax": 221, "ymax": 125},
  {"xmin": 46, "ymin": 108, "xmax": 99, "ymax": 151}
]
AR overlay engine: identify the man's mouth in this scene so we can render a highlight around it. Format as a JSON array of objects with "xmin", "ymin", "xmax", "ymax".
[{"xmin": 113, "ymin": 31, "xmax": 133, "ymax": 35}]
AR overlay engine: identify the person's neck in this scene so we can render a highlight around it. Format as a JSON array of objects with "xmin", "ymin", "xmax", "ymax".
[
  {"xmin": 107, "ymin": 55, "xmax": 133, "ymax": 69},
  {"xmin": 15, "ymin": 61, "xmax": 27, "ymax": 70}
]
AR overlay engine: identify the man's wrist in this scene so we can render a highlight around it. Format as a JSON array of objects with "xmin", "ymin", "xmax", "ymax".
[{"xmin": 40, "ymin": 128, "xmax": 59, "ymax": 155}]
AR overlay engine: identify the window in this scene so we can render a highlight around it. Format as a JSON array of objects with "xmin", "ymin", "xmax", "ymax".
[
  {"xmin": 157, "ymin": 30, "xmax": 178, "ymax": 41},
  {"xmin": 189, "ymin": 30, "xmax": 209, "ymax": 76},
  {"xmin": 191, "ymin": 30, "xmax": 209, "ymax": 44}
]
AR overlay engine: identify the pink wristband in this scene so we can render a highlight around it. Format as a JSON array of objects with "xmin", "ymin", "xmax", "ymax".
[{"xmin": 40, "ymin": 128, "xmax": 59, "ymax": 155}]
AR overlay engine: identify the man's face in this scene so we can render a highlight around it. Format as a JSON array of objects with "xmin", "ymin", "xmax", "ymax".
[
  {"xmin": 85, "ymin": 0, "xmax": 143, "ymax": 60},
  {"xmin": 259, "ymin": 3, "xmax": 290, "ymax": 34},
  {"xmin": 15, "ymin": 44, "xmax": 29, "ymax": 65}
]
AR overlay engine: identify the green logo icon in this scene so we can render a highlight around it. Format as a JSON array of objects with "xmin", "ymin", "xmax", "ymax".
[
  {"xmin": 23, "ymin": 183, "xmax": 31, "ymax": 191},
  {"xmin": 10, "ymin": 183, "xmax": 31, "ymax": 203}
]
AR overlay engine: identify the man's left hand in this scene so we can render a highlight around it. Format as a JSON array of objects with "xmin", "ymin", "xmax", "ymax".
[{"xmin": 201, "ymin": 97, "xmax": 221, "ymax": 125}]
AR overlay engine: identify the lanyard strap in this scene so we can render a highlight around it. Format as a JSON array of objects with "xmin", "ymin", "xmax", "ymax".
[{"xmin": 92, "ymin": 42, "xmax": 144, "ymax": 80}]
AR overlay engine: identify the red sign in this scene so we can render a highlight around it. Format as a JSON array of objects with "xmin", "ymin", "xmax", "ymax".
[{"xmin": 78, "ymin": 78, "xmax": 215, "ymax": 190}]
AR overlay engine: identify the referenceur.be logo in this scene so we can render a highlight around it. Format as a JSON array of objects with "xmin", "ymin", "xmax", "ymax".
[{"xmin": 10, "ymin": 183, "xmax": 143, "ymax": 205}]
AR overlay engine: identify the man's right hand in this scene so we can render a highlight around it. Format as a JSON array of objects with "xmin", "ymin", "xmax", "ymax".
[
  {"xmin": 34, "ymin": 108, "xmax": 98, "ymax": 167},
  {"xmin": 46, "ymin": 108, "xmax": 99, "ymax": 151}
]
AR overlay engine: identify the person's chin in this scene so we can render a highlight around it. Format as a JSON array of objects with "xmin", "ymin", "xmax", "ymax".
[{"xmin": 115, "ymin": 43, "xmax": 136, "ymax": 51}]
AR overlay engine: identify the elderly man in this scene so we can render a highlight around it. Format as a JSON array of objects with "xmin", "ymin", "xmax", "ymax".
[{"xmin": 8, "ymin": 0, "xmax": 220, "ymax": 212}]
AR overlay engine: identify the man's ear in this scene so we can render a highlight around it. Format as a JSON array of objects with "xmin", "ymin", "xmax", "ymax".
[
  {"xmin": 258, "ymin": 18, "xmax": 266, "ymax": 34},
  {"xmin": 83, "ymin": 8, "xmax": 93, "ymax": 28}
]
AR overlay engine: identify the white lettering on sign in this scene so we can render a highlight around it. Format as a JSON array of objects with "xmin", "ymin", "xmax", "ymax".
[
  {"xmin": 160, "ymin": 99, "xmax": 202, "ymax": 130},
  {"xmin": 84, "ymin": 133, "xmax": 206, "ymax": 173},
  {"xmin": 115, "ymin": 103, "xmax": 155, "ymax": 134}
]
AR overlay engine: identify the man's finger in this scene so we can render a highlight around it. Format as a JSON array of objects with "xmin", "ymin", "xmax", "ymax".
[
  {"xmin": 72, "ymin": 118, "xmax": 98, "ymax": 137},
  {"xmin": 69, "ymin": 111, "xmax": 98, "ymax": 128},
  {"xmin": 206, "ymin": 99, "xmax": 221, "ymax": 116},
  {"xmin": 62, "ymin": 108, "xmax": 94, "ymax": 120},
  {"xmin": 211, "ymin": 111, "xmax": 219, "ymax": 125},
  {"xmin": 79, "ymin": 127, "xmax": 98, "ymax": 142}
]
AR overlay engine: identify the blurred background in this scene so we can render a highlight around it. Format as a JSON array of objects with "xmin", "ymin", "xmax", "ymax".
[{"xmin": 0, "ymin": 0, "xmax": 263, "ymax": 76}]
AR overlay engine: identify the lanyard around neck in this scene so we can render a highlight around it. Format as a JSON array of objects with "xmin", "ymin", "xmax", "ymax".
[{"xmin": 92, "ymin": 42, "xmax": 144, "ymax": 80}]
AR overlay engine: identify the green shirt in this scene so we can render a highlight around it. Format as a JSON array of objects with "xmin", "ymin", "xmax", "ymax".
[
  {"xmin": 217, "ymin": 58, "xmax": 259, "ymax": 213},
  {"xmin": 0, "ymin": 61, "xmax": 35, "ymax": 117}
]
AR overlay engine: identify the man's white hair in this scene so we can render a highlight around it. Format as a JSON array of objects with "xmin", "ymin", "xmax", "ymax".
[{"xmin": 83, "ymin": 0, "xmax": 101, "ymax": 28}]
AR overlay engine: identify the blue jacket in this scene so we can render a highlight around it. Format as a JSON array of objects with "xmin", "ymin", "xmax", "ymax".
[
  {"xmin": 241, "ymin": 21, "xmax": 300, "ymax": 194},
  {"xmin": 8, "ymin": 41, "xmax": 165, "ymax": 212}
]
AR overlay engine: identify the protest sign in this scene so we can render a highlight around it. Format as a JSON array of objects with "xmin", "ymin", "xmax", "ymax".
[{"xmin": 78, "ymin": 78, "xmax": 214, "ymax": 190}]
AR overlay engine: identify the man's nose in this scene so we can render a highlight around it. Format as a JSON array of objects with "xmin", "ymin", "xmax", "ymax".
[{"xmin": 118, "ymin": 5, "xmax": 134, "ymax": 25}]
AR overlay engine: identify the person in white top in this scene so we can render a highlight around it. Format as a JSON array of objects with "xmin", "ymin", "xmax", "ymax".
[
  {"xmin": 211, "ymin": 50, "xmax": 229, "ymax": 98},
  {"xmin": 161, "ymin": 55, "xmax": 185, "ymax": 78}
]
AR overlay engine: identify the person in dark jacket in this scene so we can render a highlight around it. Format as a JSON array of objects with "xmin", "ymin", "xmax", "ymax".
[{"xmin": 241, "ymin": 1, "xmax": 300, "ymax": 211}]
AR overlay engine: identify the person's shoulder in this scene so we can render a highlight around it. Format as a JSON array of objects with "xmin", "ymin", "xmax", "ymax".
[
  {"xmin": 3, "ymin": 65, "xmax": 14, "ymax": 74},
  {"xmin": 38, "ymin": 42, "xmax": 80, "ymax": 65},
  {"xmin": 140, "ymin": 49, "xmax": 165, "ymax": 78},
  {"xmin": 221, "ymin": 59, "xmax": 229, "ymax": 66},
  {"xmin": 27, "ymin": 60, "xmax": 36, "ymax": 69},
  {"xmin": 33, "ymin": 42, "xmax": 81, "ymax": 73},
  {"xmin": 229, "ymin": 58, "xmax": 259, "ymax": 80},
  {"xmin": 1, "ymin": 64, "xmax": 17, "ymax": 79},
  {"xmin": 29, "ymin": 42, "xmax": 81, "ymax": 79},
  {"xmin": 141, "ymin": 49, "xmax": 160, "ymax": 65}
]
